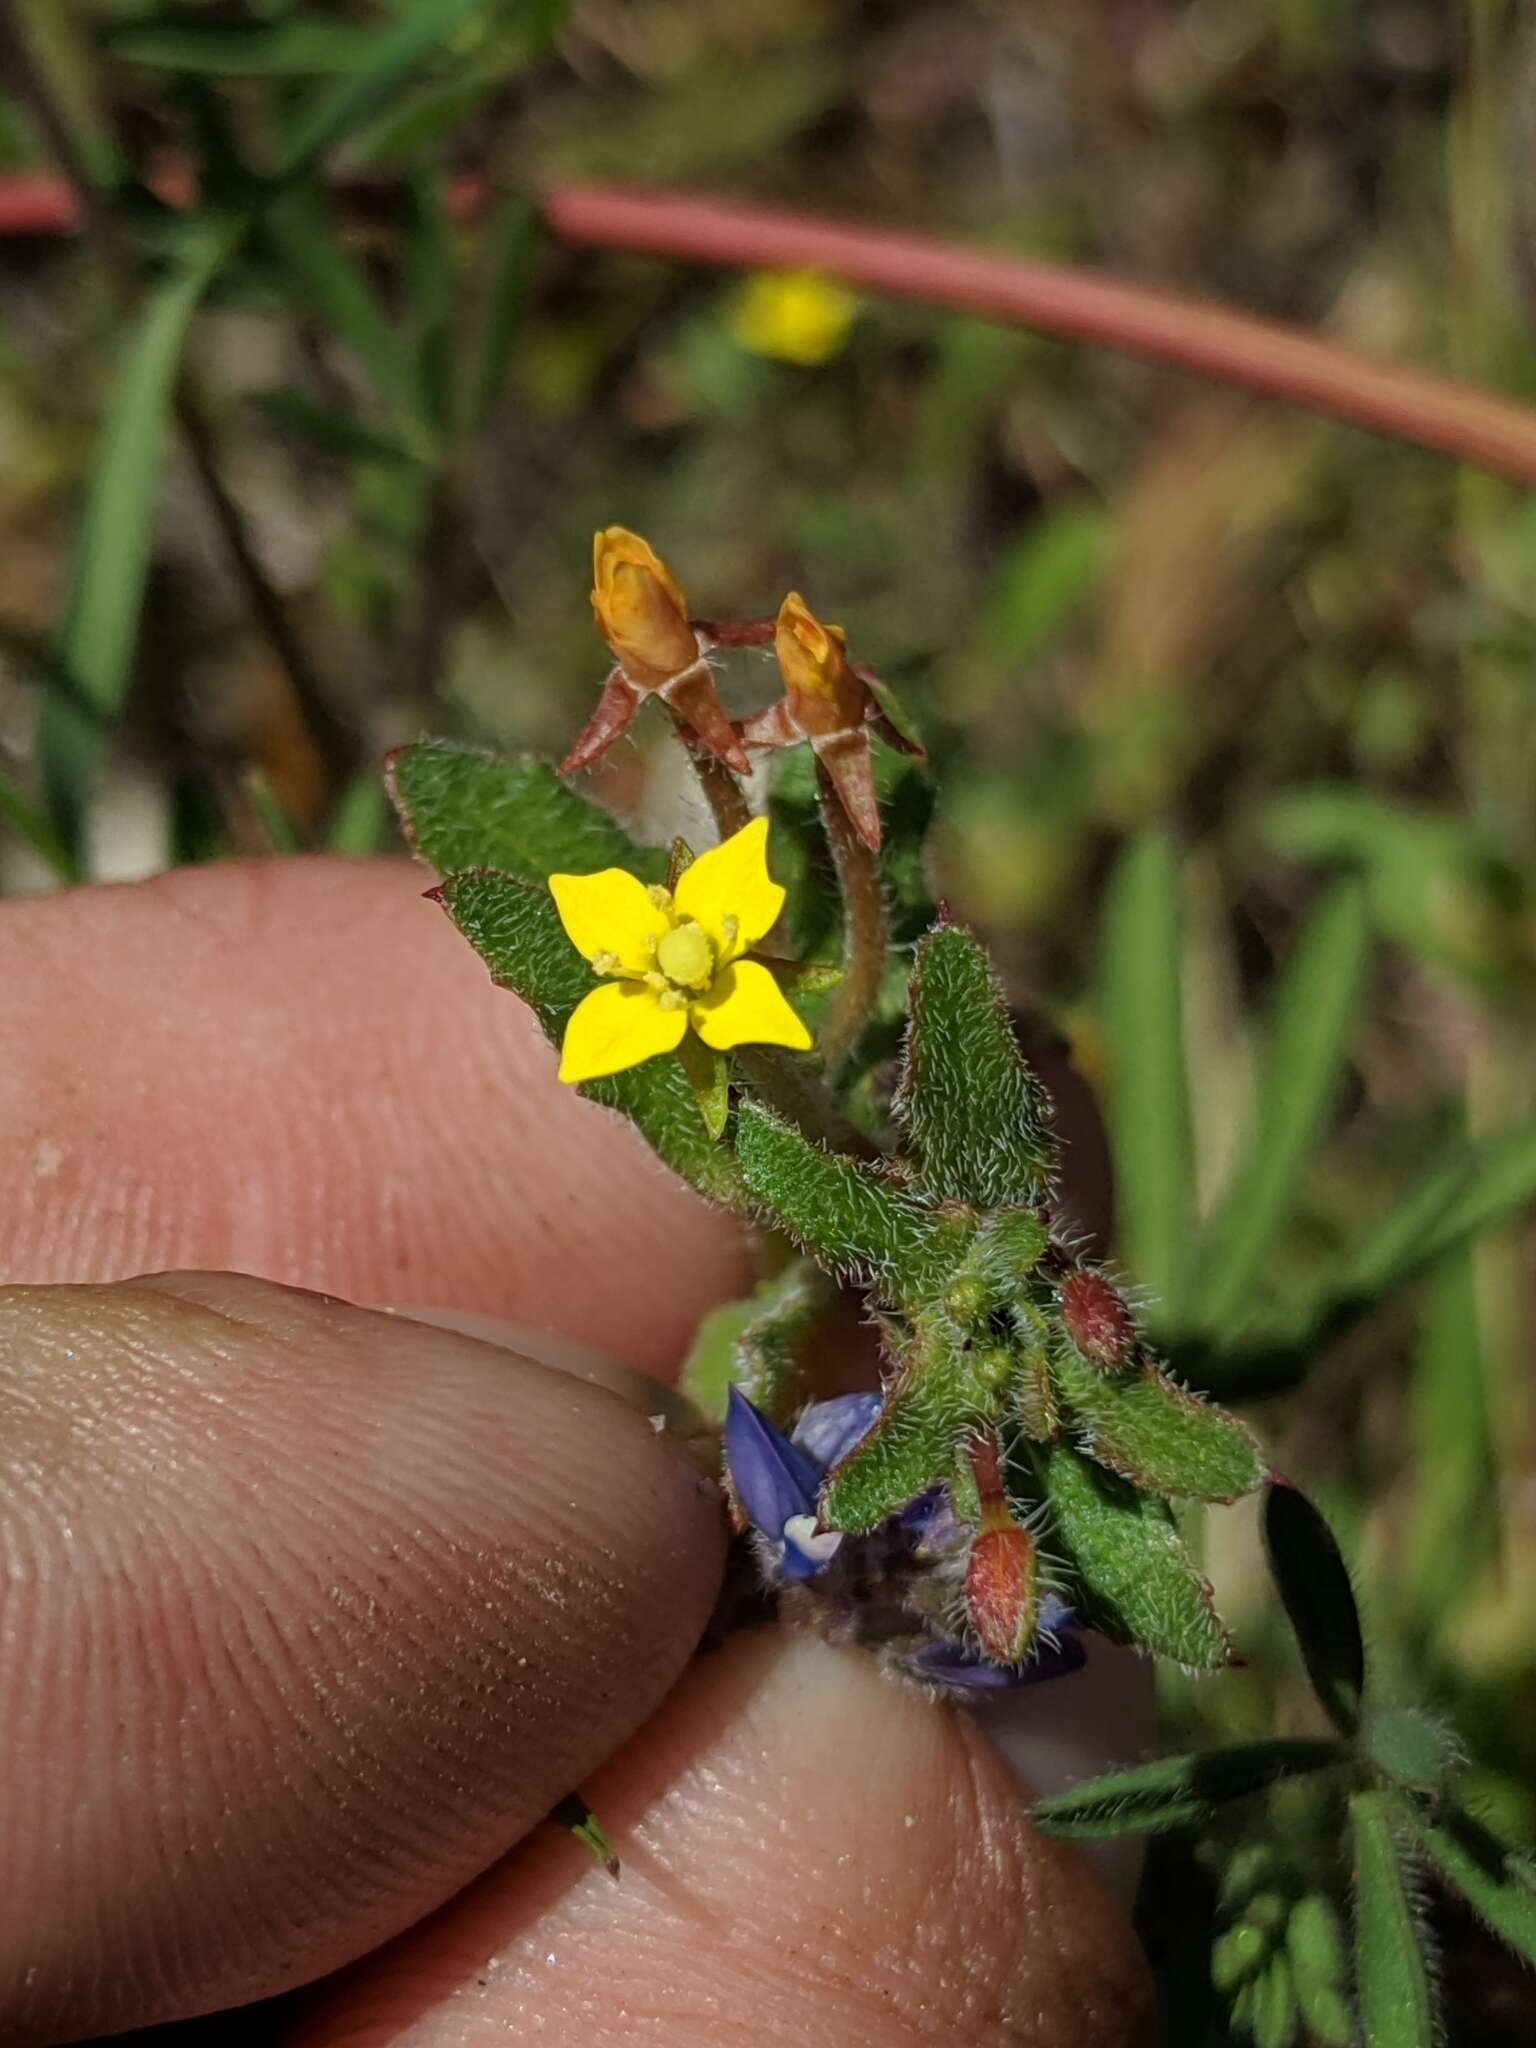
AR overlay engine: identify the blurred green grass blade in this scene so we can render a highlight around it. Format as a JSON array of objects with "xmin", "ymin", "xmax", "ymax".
[
  {"xmin": 0, "ymin": 770, "xmax": 77, "ymax": 881},
  {"xmin": 1403, "ymin": 1249, "xmax": 1494, "ymax": 1627},
  {"xmin": 325, "ymin": 773, "xmax": 390, "ymax": 854},
  {"xmin": 41, "ymin": 219, "xmax": 236, "ymax": 855},
  {"xmin": 1411, "ymin": 1806, "xmax": 1536, "ymax": 1968},
  {"xmin": 1195, "ymin": 881, "xmax": 1370, "ymax": 1334},
  {"xmin": 402, "ymin": 174, "xmax": 456, "ymax": 437},
  {"xmin": 1340, "ymin": 1122, "xmax": 1536, "ymax": 1304},
  {"xmin": 1351, "ymin": 1790, "xmax": 1438, "ymax": 2047},
  {"xmin": 467, "ymin": 196, "xmax": 536, "ymax": 433},
  {"xmin": 264, "ymin": 191, "xmax": 420, "ymax": 427},
  {"xmin": 1263, "ymin": 1484, "xmax": 1366, "ymax": 1736},
  {"xmin": 1100, "ymin": 829, "xmax": 1195, "ymax": 1328},
  {"xmin": 255, "ymin": 387, "xmax": 418, "ymax": 467},
  {"xmin": 101, "ymin": 17, "xmax": 374, "ymax": 74},
  {"xmin": 275, "ymin": 0, "xmax": 488, "ymax": 179}
]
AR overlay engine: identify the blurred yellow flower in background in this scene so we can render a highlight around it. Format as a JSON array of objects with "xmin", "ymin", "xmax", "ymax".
[{"xmin": 728, "ymin": 269, "xmax": 857, "ymax": 366}]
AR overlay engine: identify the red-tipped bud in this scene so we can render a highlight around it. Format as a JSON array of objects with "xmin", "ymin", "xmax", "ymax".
[
  {"xmin": 1060, "ymin": 1268, "xmax": 1136, "ymax": 1372},
  {"xmin": 963, "ymin": 1432, "xmax": 1042, "ymax": 1667}
]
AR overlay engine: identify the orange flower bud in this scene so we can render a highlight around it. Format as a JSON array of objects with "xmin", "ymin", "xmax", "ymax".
[
  {"xmin": 964, "ymin": 1432, "xmax": 1042, "ymax": 1667},
  {"xmin": 773, "ymin": 591, "xmax": 866, "ymax": 736},
  {"xmin": 591, "ymin": 526, "xmax": 699, "ymax": 686}
]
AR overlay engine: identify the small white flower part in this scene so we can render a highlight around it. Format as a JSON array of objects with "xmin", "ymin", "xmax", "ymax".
[{"xmin": 783, "ymin": 1514, "xmax": 844, "ymax": 1571}]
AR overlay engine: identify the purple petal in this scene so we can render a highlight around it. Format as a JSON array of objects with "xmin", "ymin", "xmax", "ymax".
[
  {"xmin": 790, "ymin": 1391, "xmax": 882, "ymax": 1472},
  {"xmin": 911, "ymin": 1631, "xmax": 1089, "ymax": 1691},
  {"xmin": 1038, "ymin": 1594, "xmax": 1076, "ymax": 1637},
  {"xmin": 724, "ymin": 1387, "xmax": 823, "ymax": 1541}
]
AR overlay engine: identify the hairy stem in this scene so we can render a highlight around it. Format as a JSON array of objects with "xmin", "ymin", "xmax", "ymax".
[
  {"xmin": 665, "ymin": 709, "xmax": 752, "ymax": 841},
  {"xmin": 735, "ymin": 1046, "xmax": 875, "ymax": 1161},
  {"xmin": 816, "ymin": 760, "xmax": 888, "ymax": 1072},
  {"xmin": 544, "ymin": 184, "xmax": 1536, "ymax": 487}
]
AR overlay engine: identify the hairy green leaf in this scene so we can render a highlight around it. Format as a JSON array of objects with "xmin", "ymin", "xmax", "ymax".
[
  {"xmin": 1351, "ymin": 1790, "xmax": 1439, "ymax": 2048},
  {"xmin": 1039, "ymin": 1443, "xmax": 1233, "ymax": 1670},
  {"xmin": 389, "ymin": 740, "xmax": 663, "ymax": 886},
  {"xmin": 895, "ymin": 920, "xmax": 1054, "ymax": 1205},
  {"xmin": 819, "ymin": 1325, "xmax": 966, "ymax": 1532},
  {"xmin": 1410, "ymin": 1806, "xmax": 1536, "ymax": 1970},
  {"xmin": 1100, "ymin": 830, "xmax": 1195, "ymax": 1329},
  {"xmin": 436, "ymin": 870, "xmax": 741, "ymax": 1204},
  {"xmin": 1264, "ymin": 1484, "xmax": 1365, "ymax": 1736},
  {"xmin": 1050, "ymin": 1346, "xmax": 1266, "ymax": 1502},
  {"xmin": 735, "ymin": 1101, "xmax": 969, "ymax": 1306},
  {"xmin": 1196, "ymin": 881, "xmax": 1370, "ymax": 1333},
  {"xmin": 1032, "ymin": 1738, "xmax": 1343, "ymax": 1838}
]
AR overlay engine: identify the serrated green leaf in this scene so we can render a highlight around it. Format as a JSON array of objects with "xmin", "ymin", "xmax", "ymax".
[
  {"xmin": 895, "ymin": 920, "xmax": 1054, "ymax": 1206},
  {"xmin": 1100, "ymin": 830, "xmax": 1195, "ymax": 1329},
  {"xmin": 1263, "ymin": 1485, "xmax": 1366, "ymax": 1736},
  {"xmin": 102, "ymin": 16, "xmax": 373, "ymax": 73},
  {"xmin": 1351, "ymin": 1790, "xmax": 1439, "ymax": 2048},
  {"xmin": 436, "ymin": 870, "xmax": 741, "ymax": 1204},
  {"xmin": 275, "ymin": 0, "xmax": 487, "ymax": 179},
  {"xmin": 1032, "ymin": 1738, "xmax": 1343, "ymax": 1839},
  {"xmin": 42, "ymin": 216, "xmax": 236, "ymax": 855},
  {"xmin": 735, "ymin": 1101, "xmax": 969, "ymax": 1306},
  {"xmin": 680, "ymin": 1258, "xmax": 835, "ymax": 1421},
  {"xmin": 1196, "ymin": 881, "xmax": 1370, "ymax": 1334},
  {"xmin": 819, "ymin": 1322, "xmax": 966, "ymax": 1532},
  {"xmin": 389, "ymin": 740, "xmax": 664, "ymax": 886},
  {"xmin": 1410, "ymin": 1805, "xmax": 1536, "ymax": 1970},
  {"xmin": 1049, "ymin": 1346, "xmax": 1265, "ymax": 1503},
  {"xmin": 1038, "ymin": 1442, "xmax": 1233, "ymax": 1669}
]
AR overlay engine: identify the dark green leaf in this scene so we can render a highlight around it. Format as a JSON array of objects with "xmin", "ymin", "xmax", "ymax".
[
  {"xmin": 819, "ymin": 1320, "xmax": 966, "ymax": 1531},
  {"xmin": 1100, "ymin": 830, "xmax": 1195, "ymax": 1329},
  {"xmin": 1263, "ymin": 1484, "xmax": 1365, "ymax": 1736},
  {"xmin": 1038, "ymin": 1443, "xmax": 1234, "ymax": 1669},
  {"xmin": 894, "ymin": 919, "xmax": 1054, "ymax": 1206},
  {"xmin": 275, "ymin": 0, "xmax": 488, "ymax": 178},
  {"xmin": 1049, "ymin": 1345, "xmax": 1266, "ymax": 1503},
  {"xmin": 734, "ymin": 1101, "xmax": 968, "ymax": 1307},
  {"xmin": 102, "ymin": 17, "xmax": 373, "ymax": 73},
  {"xmin": 1351, "ymin": 1790, "xmax": 1439, "ymax": 2048},
  {"xmin": 388, "ymin": 740, "xmax": 663, "ymax": 885},
  {"xmin": 42, "ymin": 218, "xmax": 235, "ymax": 854},
  {"xmin": 1195, "ymin": 881, "xmax": 1370, "ymax": 1333},
  {"xmin": 1032, "ymin": 1738, "xmax": 1342, "ymax": 1839},
  {"xmin": 436, "ymin": 870, "xmax": 742, "ymax": 1204},
  {"xmin": 1411, "ymin": 1805, "xmax": 1536, "ymax": 1969}
]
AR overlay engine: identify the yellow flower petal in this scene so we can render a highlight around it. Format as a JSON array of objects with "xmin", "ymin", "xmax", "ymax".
[
  {"xmin": 674, "ymin": 816, "xmax": 784, "ymax": 962},
  {"xmin": 549, "ymin": 868, "xmax": 670, "ymax": 975},
  {"xmin": 558, "ymin": 981, "xmax": 687, "ymax": 1084},
  {"xmin": 690, "ymin": 959, "xmax": 812, "ymax": 1053}
]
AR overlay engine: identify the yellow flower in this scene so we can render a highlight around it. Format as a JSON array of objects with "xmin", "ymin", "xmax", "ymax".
[
  {"xmin": 550, "ymin": 816, "xmax": 812, "ymax": 1085},
  {"xmin": 729, "ymin": 270, "xmax": 857, "ymax": 367},
  {"xmin": 590, "ymin": 526, "xmax": 699, "ymax": 686}
]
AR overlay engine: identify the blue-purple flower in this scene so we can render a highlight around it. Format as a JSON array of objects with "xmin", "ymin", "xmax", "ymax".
[{"xmin": 723, "ymin": 1386, "xmax": 1086, "ymax": 1692}]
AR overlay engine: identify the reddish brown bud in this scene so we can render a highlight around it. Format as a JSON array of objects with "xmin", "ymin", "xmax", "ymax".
[
  {"xmin": 966, "ymin": 1516, "xmax": 1041, "ymax": 1667},
  {"xmin": 1060, "ymin": 1268, "xmax": 1136, "ymax": 1371}
]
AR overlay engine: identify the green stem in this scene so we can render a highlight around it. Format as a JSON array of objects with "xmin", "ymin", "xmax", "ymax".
[
  {"xmin": 816, "ymin": 760, "xmax": 888, "ymax": 1072},
  {"xmin": 735, "ymin": 1046, "xmax": 876, "ymax": 1161}
]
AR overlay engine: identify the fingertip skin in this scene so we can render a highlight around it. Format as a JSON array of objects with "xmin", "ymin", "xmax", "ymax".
[
  {"xmin": 0, "ymin": 1275, "xmax": 726, "ymax": 2045},
  {"xmin": 289, "ymin": 1631, "xmax": 1157, "ymax": 2048}
]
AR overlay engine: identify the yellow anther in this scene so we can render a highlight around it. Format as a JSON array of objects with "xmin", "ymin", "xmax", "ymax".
[{"xmin": 591, "ymin": 950, "xmax": 620, "ymax": 977}]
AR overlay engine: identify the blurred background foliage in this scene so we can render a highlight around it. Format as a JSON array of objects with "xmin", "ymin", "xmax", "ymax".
[{"xmin": 4, "ymin": 0, "xmax": 1536, "ymax": 2038}]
